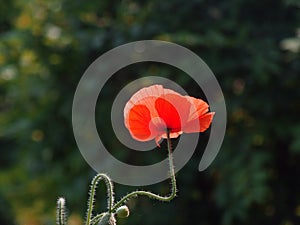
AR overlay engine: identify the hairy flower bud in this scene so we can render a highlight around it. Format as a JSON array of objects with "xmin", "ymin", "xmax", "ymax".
[
  {"xmin": 98, "ymin": 213, "xmax": 116, "ymax": 225},
  {"xmin": 116, "ymin": 205, "xmax": 130, "ymax": 218}
]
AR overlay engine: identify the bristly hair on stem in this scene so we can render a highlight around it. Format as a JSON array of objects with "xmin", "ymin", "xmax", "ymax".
[
  {"xmin": 111, "ymin": 129, "xmax": 177, "ymax": 211},
  {"xmin": 85, "ymin": 174, "xmax": 115, "ymax": 225},
  {"xmin": 58, "ymin": 130, "xmax": 178, "ymax": 225},
  {"xmin": 56, "ymin": 197, "xmax": 67, "ymax": 225}
]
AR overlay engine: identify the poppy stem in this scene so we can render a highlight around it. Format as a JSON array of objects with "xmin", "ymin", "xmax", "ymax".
[
  {"xmin": 62, "ymin": 131, "xmax": 177, "ymax": 225},
  {"xmin": 90, "ymin": 213, "xmax": 105, "ymax": 225},
  {"xmin": 166, "ymin": 128, "xmax": 177, "ymax": 200},
  {"xmin": 56, "ymin": 197, "xmax": 66, "ymax": 225},
  {"xmin": 85, "ymin": 174, "xmax": 114, "ymax": 225},
  {"xmin": 111, "ymin": 129, "xmax": 177, "ymax": 212}
]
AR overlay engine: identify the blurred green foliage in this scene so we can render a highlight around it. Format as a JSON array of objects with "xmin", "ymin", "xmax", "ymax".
[{"xmin": 0, "ymin": 0, "xmax": 300, "ymax": 225}]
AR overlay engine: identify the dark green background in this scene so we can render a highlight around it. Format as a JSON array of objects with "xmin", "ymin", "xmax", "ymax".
[{"xmin": 0, "ymin": 0, "xmax": 299, "ymax": 224}]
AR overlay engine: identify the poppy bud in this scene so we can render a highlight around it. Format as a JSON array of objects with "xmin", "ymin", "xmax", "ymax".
[
  {"xmin": 116, "ymin": 205, "xmax": 130, "ymax": 218},
  {"xmin": 98, "ymin": 213, "xmax": 116, "ymax": 225}
]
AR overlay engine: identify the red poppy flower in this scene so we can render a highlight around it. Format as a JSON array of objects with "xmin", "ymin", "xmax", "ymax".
[{"xmin": 124, "ymin": 85, "xmax": 214, "ymax": 146}]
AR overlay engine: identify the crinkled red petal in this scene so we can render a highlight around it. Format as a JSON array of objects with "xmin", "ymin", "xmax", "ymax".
[
  {"xmin": 154, "ymin": 97, "xmax": 181, "ymax": 132},
  {"xmin": 183, "ymin": 112, "xmax": 215, "ymax": 133},
  {"xmin": 128, "ymin": 104, "xmax": 152, "ymax": 140}
]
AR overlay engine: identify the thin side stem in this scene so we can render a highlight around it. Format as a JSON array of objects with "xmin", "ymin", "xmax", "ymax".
[
  {"xmin": 90, "ymin": 213, "xmax": 105, "ymax": 225},
  {"xmin": 85, "ymin": 174, "xmax": 114, "ymax": 225},
  {"xmin": 111, "ymin": 129, "xmax": 177, "ymax": 212},
  {"xmin": 56, "ymin": 197, "xmax": 66, "ymax": 225}
]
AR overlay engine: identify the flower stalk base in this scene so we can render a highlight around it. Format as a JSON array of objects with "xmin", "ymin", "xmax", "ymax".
[{"xmin": 56, "ymin": 130, "xmax": 177, "ymax": 225}]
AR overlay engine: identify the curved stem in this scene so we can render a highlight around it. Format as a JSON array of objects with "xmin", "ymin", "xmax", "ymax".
[
  {"xmin": 111, "ymin": 129, "xmax": 177, "ymax": 212},
  {"xmin": 90, "ymin": 213, "xmax": 105, "ymax": 225},
  {"xmin": 85, "ymin": 174, "xmax": 114, "ymax": 225}
]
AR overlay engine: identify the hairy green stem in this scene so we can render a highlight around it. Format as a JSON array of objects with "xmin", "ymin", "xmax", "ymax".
[
  {"xmin": 56, "ymin": 197, "xmax": 66, "ymax": 225},
  {"xmin": 85, "ymin": 174, "xmax": 114, "ymax": 225},
  {"xmin": 111, "ymin": 129, "xmax": 177, "ymax": 212},
  {"xmin": 90, "ymin": 213, "xmax": 105, "ymax": 225}
]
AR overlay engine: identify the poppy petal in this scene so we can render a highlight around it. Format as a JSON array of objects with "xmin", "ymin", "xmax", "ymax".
[
  {"xmin": 183, "ymin": 112, "xmax": 215, "ymax": 133},
  {"xmin": 163, "ymin": 93, "xmax": 191, "ymax": 127},
  {"xmin": 125, "ymin": 85, "xmax": 179, "ymax": 108},
  {"xmin": 124, "ymin": 85, "xmax": 181, "ymax": 123},
  {"xmin": 186, "ymin": 96, "xmax": 209, "ymax": 121},
  {"xmin": 155, "ymin": 97, "xmax": 181, "ymax": 132},
  {"xmin": 155, "ymin": 93, "xmax": 191, "ymax": 131},
  {"xmin": 199, "ymin": 112, "xmax": 215, "ymax": 132},
  {"xmin": 126, "ymin": 104, "xmax": 152, "ymax": 140}
]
